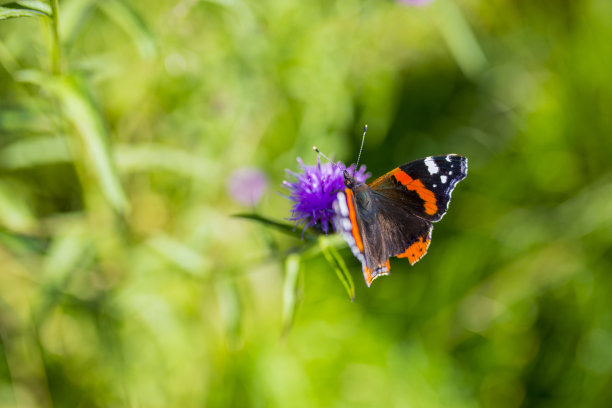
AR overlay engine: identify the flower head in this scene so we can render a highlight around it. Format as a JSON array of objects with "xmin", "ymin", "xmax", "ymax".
[
  {"xmin": 283, "ymin": 157, "xmax": 370, "ymax": 234},
  {"xmin": 227, "ymin": 167, "xmax": 268, "ymax": 206}
]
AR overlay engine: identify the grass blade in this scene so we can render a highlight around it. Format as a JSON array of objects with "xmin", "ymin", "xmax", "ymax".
[
  {"xmin": 42, "ymin": 225, "xmax": 94, "ymax": 287},
  {"xmin": 98, "ymin": 0, "xmax": 156, "ymax": 59},
  {"xmin": 57, "ymin": 0, "xmax": 95, "ymax": 44},
  {"xmin": 215, "ymin": 278, "xmax": 242, "ymax": 350},
  {"xmin": 147, "ymin": 234, "xmax": 211, "ymax": 277},
  {"xmin": 0, "ymin": 180, "xmax": 36, "ymax": 232},
  {"xmin": 432, "ymin": 0, "xmax": 488, "ymax": 78},
  {"xmin": 319, "ymin": 236, "xmax": 355, "ymax": 301},
  {"xmin": 282, "ymin": 253, "xmax": 301, "ymax": 335},
  {"xmin": 17, "ymin": 70, "xmax": 130, "ymax": 214}
]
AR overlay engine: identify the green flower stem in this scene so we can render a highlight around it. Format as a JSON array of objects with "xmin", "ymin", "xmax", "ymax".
[{"xmin": 50, "ymin": 0, "xmax": 61, "ymax": 74}]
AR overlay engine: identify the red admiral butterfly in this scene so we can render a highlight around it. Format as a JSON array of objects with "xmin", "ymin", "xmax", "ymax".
[{"xmin": 332, "ymin": 150, "xmax": 467, "ymax": 287}]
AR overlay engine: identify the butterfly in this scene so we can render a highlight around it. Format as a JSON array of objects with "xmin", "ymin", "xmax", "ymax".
[{"xmin": 333, "ymin": 154, "xmax": 468, "ymax": 286}]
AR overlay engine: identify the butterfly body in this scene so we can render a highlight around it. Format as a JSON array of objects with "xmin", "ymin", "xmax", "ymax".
[{"xmin": 333, "ymin": 154, "xmax": 467, "ymax": 286}]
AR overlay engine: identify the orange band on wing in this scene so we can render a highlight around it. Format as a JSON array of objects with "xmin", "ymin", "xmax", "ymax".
[
  {"xmin": 392, "ymin": 169, "xmax": 438, "ymax": 215},
  {"xmin": 345, "ymin": 189, "xmax": 364, "ymax": 252},
  {"xmin": 397, "ymin": 236, "xmax": 430, "ymax": 265}
]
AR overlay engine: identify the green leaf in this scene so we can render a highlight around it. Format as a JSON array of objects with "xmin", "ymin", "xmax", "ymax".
[
  {"xmin": 282, "ymin": 253, "xmax": 301, "ymax": 335},
  {"xmin": 319, "ymin": 236, "xmax": 355, "ymax": 300},
  {"xmin": 0, "ymin": 40, "xmax": 19, "ymax": 74},
  {"xmin": 0, "ymin": 229, "xmax": 49, "ymax": 255},
  {"xmin": 17, "ymin": 70, "xmax": 130, "ymax": 214},
  {"xmin": 98, "ymin": 0, "xmax": 156, "ymax": 59},
  {"xmin": 301, "ymin": 233, "xmax": 345, "ymax": 259},
  {"xmin": 147, "ymin": 234, "xmax": 211, "ymax": 277},
  {"xmin": 0, "ymin": 6, "xmax": 43, "ymax": 19},
  {"xmin": 114, "ymin": 144, "xmax": 219, "ymax": 182},
  {"xmin": 0, "ymin": 136, "xmax": 72, "ymax": 169},
  {"xmin": 14, "ymin": 0, "xmax": 50, "ymax": 14},
  {"xmin": 215, "ymin": 278, "xmax": 242, "ymax": 349},
  {"xmin": 0, "ymin": 179, "xmax": 36, "ymax": 232},
  {"xmin": 42, "ymin": 225, "xmax": 95, "ymax": 287},
  {"xmin": 59, "ymin": 0, "xmax": 97, "ymax": 46},
  {"xmin": 0, "ymin": 1, "xmax": 50, "ymax": 20},
  {"xmin": 233, "ymin": 213, "xmax": 318, "ymax": 241}
]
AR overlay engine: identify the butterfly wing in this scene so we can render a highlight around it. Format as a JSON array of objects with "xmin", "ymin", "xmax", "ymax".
[
  {"xmin": 369, "ymin": 154, "xmax": 467, "ymax": 222},
  {"xmin": 334, "ymin": 154, "xmax": 467, "ymax": 287},
  {"xmin": 334, "ymin": 187, "xmax": 432, "ymax": 287},
  {"xmin": 370, "ymin": 192, "xmax": 433, "ymax": 265}
]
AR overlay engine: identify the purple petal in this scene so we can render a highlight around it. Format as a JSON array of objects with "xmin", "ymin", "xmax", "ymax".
[
  {"xmin": 282, "ymin": 157, "xmax": 370, "ymax": 235},
  {"xmin": 398, "ymin": 0, "xmax": 433, "ymax": 5}
]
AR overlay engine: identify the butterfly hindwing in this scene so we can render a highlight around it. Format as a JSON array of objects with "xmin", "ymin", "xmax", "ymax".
[
  {"xmin": 335, "ymin": 186, "xmax": 433, "ymax": 286},
  {"xmin": 372, "ymin": 193, "xmax": 433, "ymax": 262}
]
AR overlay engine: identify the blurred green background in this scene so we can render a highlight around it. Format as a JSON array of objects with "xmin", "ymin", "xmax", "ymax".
[{"xmin": 2, "ymin": 0, "xmax": 612, "ymax": 406}]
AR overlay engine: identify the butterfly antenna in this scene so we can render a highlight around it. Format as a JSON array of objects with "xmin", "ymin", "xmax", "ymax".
[
  {"xmin": 355, "ymin": 124, "xmax": 367, "ymax": 168},
  {"xmin": 312, "ymin": 146, "xmax": 334, "ymax": 163}
]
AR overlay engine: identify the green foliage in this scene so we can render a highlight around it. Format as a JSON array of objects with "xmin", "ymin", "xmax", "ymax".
[
  {"xmin": 0, "ymin": 1, "xmax": 51, "ymax": 20},
  {"xmin": 2, "ymin": 0, "xmax": 612, "ymax": 407},
  {"xmin": 319, "ymin": 236, "xmax": 355, "ymax": 301}
]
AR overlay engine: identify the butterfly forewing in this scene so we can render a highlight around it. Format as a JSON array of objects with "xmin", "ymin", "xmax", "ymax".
[{"xmin": 369, "ymin": 154, "xmax": 467, "ymax": 222}]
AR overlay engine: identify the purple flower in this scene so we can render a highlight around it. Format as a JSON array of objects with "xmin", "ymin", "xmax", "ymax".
[
  {"xmin": 398, "ymin": 0, "xmax": 433, "ymax": 6},
  {"xmin": 227, "ymin": 167, "xmax": 268, "ymax": 206},
  {"xmin": 283, "ymin": 157, "xmax": 370, "ymax": 234}
]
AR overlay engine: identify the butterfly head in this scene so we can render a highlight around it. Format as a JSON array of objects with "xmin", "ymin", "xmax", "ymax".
[{"xmin": 343, "ymin": 169, "xmax": 355, "ymax": 188}]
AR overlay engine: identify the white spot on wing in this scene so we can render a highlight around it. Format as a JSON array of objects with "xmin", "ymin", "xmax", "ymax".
[
  {"xmin": 337, "ymin": 192, "xmax": 349, "ymax": 216},
  {"xmin": 424, "ymin": 157, "xmax": 439, "ymax": 175},
  {"xmin": 342, "ymin": 219, "xmax": 352, "ymax": 231},
  {"xmin": 446, "ymin": 155, "xmax": 452, "ymax": 162},
  {"xmin": 441, "ymin": 175, "xmax": 448, "ymax": 184}
]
